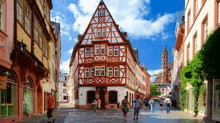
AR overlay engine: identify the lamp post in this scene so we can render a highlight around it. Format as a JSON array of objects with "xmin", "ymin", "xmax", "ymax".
[{"xmin": 18, "ymin": 39, "xmax": 27, "ymax": 52}]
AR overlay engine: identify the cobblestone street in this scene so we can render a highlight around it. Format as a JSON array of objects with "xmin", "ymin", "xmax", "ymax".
[{"xmin": 21, "ymin": 104, "xmax": 205, "ymax": 123}]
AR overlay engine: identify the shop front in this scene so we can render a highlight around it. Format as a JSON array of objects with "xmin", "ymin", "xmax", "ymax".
[{"xmin": 0, "ymin": 67, "xmax": 18, "ymax": 120}]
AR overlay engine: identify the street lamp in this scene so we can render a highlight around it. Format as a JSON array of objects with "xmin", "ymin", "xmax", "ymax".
[{"xmin": 18, "ymin": 39, "xmax": 27, "ymax": 52}]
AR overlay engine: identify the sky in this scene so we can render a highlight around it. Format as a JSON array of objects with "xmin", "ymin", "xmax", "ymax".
[{"xmin": 51, "ymin": 0, "xmax": 185, "ymax": 81}]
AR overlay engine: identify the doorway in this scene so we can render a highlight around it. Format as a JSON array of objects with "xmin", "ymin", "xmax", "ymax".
[{"xmin": 99, "ymin": 90, "xmax": 105, "ymax": 109}]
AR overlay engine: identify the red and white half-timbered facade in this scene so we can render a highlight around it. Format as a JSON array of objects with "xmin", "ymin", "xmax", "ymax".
[{"xmin": 69, "ymin": 0, "xmax": 150, "ymax": 109}]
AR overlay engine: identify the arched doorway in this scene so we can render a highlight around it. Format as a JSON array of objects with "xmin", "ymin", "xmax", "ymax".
[{"xmin": 23, "ymin": 77, "xmax": 34, "ymax": 116}]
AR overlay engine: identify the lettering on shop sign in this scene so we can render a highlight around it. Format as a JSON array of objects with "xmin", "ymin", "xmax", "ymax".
[{"xmin": 0, "ymin": 76, "xmax": 7, "ymax": 90}]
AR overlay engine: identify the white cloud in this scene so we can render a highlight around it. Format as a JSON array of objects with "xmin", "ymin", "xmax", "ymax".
[
  {"xmin": 69, "ymin": 37, "xmax": 72, "ymax": 41},
  {"xmin": 67, "ymin": 49, "xmax": 73, "ymax": 54},
  {"xmin": 51, "ymin": 12, "xmax": 71, "ymax": 36},
  {"xmin": 148, "ymin": 69, "xmax": 161, "ymax": 82},
  {"xmin": 67, "ymin": 0, "xmax": 175, "ymax": 39},
  {"xmin": 60, "ymin": 59, "xmax": 70, "ymax": 73}
]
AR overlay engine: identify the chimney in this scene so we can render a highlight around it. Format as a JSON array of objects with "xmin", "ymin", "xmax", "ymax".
[
  {"xmin": 122, "ymin": 32, "xmax": 128, "ymax": 38},
  {"xmin": 78, "ymin": 34, "xmax": 82, "ymax": 41}
]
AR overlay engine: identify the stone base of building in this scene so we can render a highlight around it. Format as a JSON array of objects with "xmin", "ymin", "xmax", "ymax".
[{"xmin": 203, "ymin": 117, "xmax": 220, "ymax": 123}]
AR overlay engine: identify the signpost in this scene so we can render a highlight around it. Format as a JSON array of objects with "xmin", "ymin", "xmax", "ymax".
[{"xmin": 0, "ymin": 76, "xmax": 7, "ymax": 89}]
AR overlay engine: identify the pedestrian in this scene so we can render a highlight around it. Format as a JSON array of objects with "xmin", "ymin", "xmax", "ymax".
[
  {"xmin": 92, "ymin": 98, "xmax": 98, "ymax": 113},
  {"xmin": 121, "ymin": 96, "xmax": 131, "ymax": 120},
  {"xmin": 149, "ymin": 99, "xmax": 155, "ymax": 112},
  {"xmin": 133, "ymin": 96, "xmax": 142, "ymax": 120},
  {"xmin": 98, "ymin": 98, "xmax": 101, "ymax": 109},
  {"xmin": 144, "ymin": 98, "xmax": 149, "ymax": 110},
  {"xmin": 47, "ymin": 93, "xmax": 55, "ymax": 123},
  {"xmin": 164, "ymin": 98, "xmax": 172, "ymax": 114}
]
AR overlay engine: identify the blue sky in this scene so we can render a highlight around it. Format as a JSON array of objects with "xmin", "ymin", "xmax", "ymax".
[{"xmin": 51, "ymin": 0, "xmax": 185, "ymax": 77}]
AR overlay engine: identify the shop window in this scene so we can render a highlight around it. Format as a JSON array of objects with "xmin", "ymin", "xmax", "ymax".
[
  {"xmin": 87, "ymin": 91, "xmax": 95, "ymax": 103},
  {"xmin": 23, "ymin": 77, "xmax": 34, "ymax": 115},
  {"xmin": 109, "ymin": 91, "xmax": 117, "ymax": 104}
]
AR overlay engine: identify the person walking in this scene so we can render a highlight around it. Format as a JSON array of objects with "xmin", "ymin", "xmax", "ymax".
[
  {"xmin": 164, "ymin": 98, "xmax": 172, "ymax": 114},
  {"xmin": 92, "ymin": 98, "xmax": 98, "ymax": 113},
  {"xmin": 133, "ymin": 96, "xmax": 142, "ymax": 120},
  {"xmin": 98, "ymin": 98, "xmax": 101, "ymax": 109},
  {"xmin": 121, "ymin": 96, "xmax": 131, "ymax": 120},
  {"xmin": 47, "ymin": 93, "xmax": 55, "ymax": 123},
  {"xmin": 149, "ymin": 99, "xmax": 155, "ymax": 112},
  {"xmin": 144, "ymin": 98, "xmax": 149, "ymax": 110}
]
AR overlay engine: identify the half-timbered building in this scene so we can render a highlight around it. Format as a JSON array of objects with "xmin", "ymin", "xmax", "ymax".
[{"xmin": 69, "ymin": 0, "xmax": 150, "ymax": 109}]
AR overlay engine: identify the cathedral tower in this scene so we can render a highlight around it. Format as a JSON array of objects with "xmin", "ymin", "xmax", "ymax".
[{"xmin": 161, "ymin": 46, "xmax": 168, "ymax": 83}]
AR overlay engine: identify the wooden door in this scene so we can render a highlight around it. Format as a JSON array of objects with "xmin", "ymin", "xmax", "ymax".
[{"xmin": 99, "ymin": 90, "xmax": 105, "ymax": 109}]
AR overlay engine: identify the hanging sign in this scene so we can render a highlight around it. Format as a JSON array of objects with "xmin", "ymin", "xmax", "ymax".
[{"xmin": 0, "ymin": 76, "xmax": 7, "ymax": 89}]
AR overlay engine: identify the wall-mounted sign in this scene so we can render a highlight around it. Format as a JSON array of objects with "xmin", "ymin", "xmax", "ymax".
[{"xmin": 0, "ymin": 76, "xmax": 7, "ymax": 89}]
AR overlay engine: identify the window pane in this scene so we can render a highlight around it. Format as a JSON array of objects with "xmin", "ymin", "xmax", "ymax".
[
  {"xmin": 101, "ymin": 44, "xmax": 105, "ymax": 54},
  {"xmin": 101, "ymin": 66, "xmax": 105, "ymax": 76},
  {"xmin": 108, "ymin": 47, "xmax": 113, "ymax": 56},
  {"xmin": 114, "ymin": 46, "xmax": 119, "ymax": 56},
  {"xmin": 85, "ymin": 48, "xmax": 90, "ymax": 57},
  {"xmin": 95, "ymin": 45, "xmax": 99, "ymax": 55}
]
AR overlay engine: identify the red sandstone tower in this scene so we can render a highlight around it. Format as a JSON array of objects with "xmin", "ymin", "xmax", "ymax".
[{"xmin": 161, "ymin": 46, "xmax": 168, "ymax": 83}]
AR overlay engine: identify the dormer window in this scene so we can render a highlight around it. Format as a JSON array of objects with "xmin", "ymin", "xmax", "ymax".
[{"xmin": 99, "ymin": 9, "xmax": 105, "ymax": 16}]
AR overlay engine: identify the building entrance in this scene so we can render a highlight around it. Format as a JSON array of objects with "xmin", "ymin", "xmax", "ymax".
[{"xmin": 98, "ymin": 87, "xmax": 106, "ymax": 109}]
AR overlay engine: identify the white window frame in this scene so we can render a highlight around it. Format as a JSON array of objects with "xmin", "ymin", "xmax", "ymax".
[
  {"xmin": 97, "ymin": 29, "xmax": 101, "ymax": 37},
  {"xmin": 103, "ymin": 28, "xmax": 106, "ymax": 37},
  {"xmin": 17, "ymin": 0, "xmax": 23, "ymax": 24},
  {"xmin": 91, "ymin": 67, "xmax": 94, "ymax": 77},
  {"xmin": 194, "ymin": 34, "xmax": 197, "ymax": 53},
  {"xmin": 195, "ymin": 0, "xmax": 198, "ymax": 16},
  {"xmin": 0, "ymin": 1, "xmax": 4, "ymax": 31},
  {"xmin": 114, "ymin": 46, "xmax": 119, "ymax": 56},
  {"xmin": 108, "ymin": 47, "xmax": 113, "ymax": 56},
  {"xmin": 85, "ymin": 48, "xmax": 90, "ymax": 57},
  {"xmin": 101, "ymin": 44, "xmax": 105, "ymax": 55},
  {"xmin": 90, "ymin": 48, "xmax": 94, "ymax": 57},
  {"xmin": 204, "ymin": 21, "xmax": 208, "ymax": 41},
  {"xmin": 108, "ymin": 67, "xmax": 113, "ymax": 77},
  {"xmin": 25, "ymin": 6, "xmax": 31, "ymax": 35},
  {"xmin": 85, "ymin": 68, "xmax": 89, "ymax": 78},
  {"xmin": 95, "ymin": 66, "xmax": 100, "ymax": 76},
  {"xmin": 100, "ymin": 66, "xmax": 105, "ymax": 76},
  {"xmin": 95, "ymin": 45, "xmax": 99, "ymax": 55},
  {"xmin": 99, "ymin": 9, "xmax": 105, "ymax": 16},
  {"xmin": 114, "ymin": 67, "xmax": 119, "ymax": 77},
  {"xmin": 219, "ymin": 1, "xmax": 220, "ymax": 24}
]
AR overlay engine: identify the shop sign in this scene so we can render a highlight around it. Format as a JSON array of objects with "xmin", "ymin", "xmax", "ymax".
[{"xmin": 0, "ymin": 76, "xmax": 7, "ymax": 89}]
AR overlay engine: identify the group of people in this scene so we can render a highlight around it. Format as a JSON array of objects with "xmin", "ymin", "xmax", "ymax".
[{"xmin": 120, "ymin": 96, "xmax": 172, "ymax": 120}]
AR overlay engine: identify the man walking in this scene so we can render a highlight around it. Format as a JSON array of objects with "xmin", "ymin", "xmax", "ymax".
[
  {"xmin": 92, "ymin": 98, "xmax": 98, "ymax": 113},
  {"xmin": 149, "ymin": 99, "xmax": 155, "ymax": 112},
  {"xmin": 133, "ymin": 96, "xmax": 141, "ymax": 120},
  {"xmin": 164, "ymin": 98, "xmax": 172, "ymax": 114},
  {"xmin": 47, "ymin": 93, "xmax": 55, "ymax": 123}
]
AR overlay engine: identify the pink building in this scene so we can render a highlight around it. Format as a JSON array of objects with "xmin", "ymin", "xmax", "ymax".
[{"xmin": 0, "ymin": 0, "xmax": 14, "ymax": 69}]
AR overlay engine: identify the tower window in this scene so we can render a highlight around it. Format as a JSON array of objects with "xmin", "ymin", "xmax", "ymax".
[{"xmin": 99, "ymin": 9, "xmax": 105, "ymax": 16}]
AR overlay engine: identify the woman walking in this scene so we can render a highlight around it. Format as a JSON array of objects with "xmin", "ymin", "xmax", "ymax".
[
  {"xmin": 121, "ymin": 96, "xmax": 131, "ymax": 120},
  {"xmin": 92, "ymin": 98, "xmax": 98, "ymax": 113}
]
